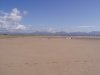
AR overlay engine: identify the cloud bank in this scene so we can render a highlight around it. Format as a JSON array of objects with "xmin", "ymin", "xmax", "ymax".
[{"xmin": 0, "ymin": 8, "xmax": 31, "ymax": 33}]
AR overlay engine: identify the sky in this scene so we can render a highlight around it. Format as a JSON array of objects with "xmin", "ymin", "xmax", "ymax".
[{"xmin": 0, "ymin": 0, "xmax": 100, "ymax": 32}]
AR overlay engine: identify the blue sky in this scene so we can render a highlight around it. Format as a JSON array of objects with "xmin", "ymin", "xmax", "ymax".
[{"xmin": 0, "ymin": 0, "xmax": 100, "ymax": 32}]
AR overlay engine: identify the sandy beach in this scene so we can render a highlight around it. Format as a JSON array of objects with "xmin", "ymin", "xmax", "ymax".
[{"xmin": 0, "ymin": 36, "xmax": 100, "ymax": 75}]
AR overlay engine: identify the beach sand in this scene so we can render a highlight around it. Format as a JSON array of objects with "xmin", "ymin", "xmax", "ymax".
[{"xmin": 0, "ymin": 36, "xmax": 100, "ymax": 75}]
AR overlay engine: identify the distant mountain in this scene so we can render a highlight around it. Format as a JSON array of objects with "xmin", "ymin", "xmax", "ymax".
[
  {"xmin": 69, "ymin": 31, "xmax": 100, "ymax": 36},
  {"xmin": 1, "ymin": 30, "xmax": 100, "ymax": 36}
]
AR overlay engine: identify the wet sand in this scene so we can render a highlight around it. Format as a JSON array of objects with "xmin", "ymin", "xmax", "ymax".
[{"xmin": 0, "ymin": 36, "xmax": 100, "ymax": 75}]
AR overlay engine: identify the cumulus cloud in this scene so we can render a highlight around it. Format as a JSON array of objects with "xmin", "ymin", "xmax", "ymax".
[
  {"xmin": 0, "ymin": 8, "xmax": 31, "ymax": 33},
  {"xmin": 9, "ymin": 8, "xmax": 22, "ymax": 21}
]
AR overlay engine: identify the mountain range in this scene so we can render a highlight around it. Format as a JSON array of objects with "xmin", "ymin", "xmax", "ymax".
[{"xmin": 1, "ymin": 30, "xmax": 100, "ymax": 36}]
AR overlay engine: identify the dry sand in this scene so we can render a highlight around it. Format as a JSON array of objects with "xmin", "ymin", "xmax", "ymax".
[{"xmin": 0, "ymin": 36, "xmax": 100, "ymax": 75}]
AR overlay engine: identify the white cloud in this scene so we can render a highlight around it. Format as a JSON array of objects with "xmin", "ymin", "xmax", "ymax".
[
  {"xmin": 9, "ymin": 8, "xmax": 22, "ymax": 21},
  {"xmin": 73, "ymin": 25, "xmax": 97, "ymax": 32},
  {"xmin": 77, "ymin": 25, "xmax": 95, "ymax": 28},
  {"xmin": 0, "ymin": 8, "xmax": 31, "ymax": 33},
  {"xmin": 15, "ymin": 24, "xmax": 26, "ymax": 30}
]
